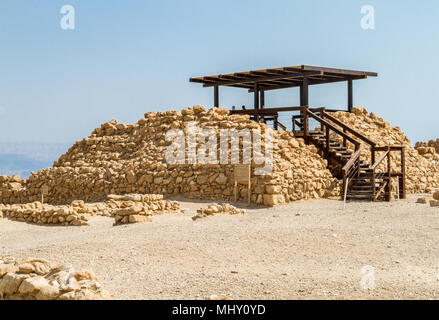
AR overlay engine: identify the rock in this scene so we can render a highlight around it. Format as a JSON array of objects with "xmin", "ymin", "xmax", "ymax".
[
  {"xmin": 416, "ymin": 197, "xmax": 430, "ymax": 204},
  {"xmin": 35, "ymin": 285, "xmax": 60, "ymax": 300},
  {"xmin": 0, "ymin": 274, "xmax": 28, "ymax": 296},
  {"xmin": 60, "ymin": 276, "xmax": 80, "ymax": 292},
  {"xmin": 433, "ymin": 191, "xmax": 439, "ymax": 200},
  {"xmin": 33, "ymin": 261, "xmax": 51, "ymax": 276},
  {"xmin": 74, "ymin": 269, "xmax": 98, "ymax": 282},
  {"xmin": 18, "ymin": 263, "xmax": 35, "ymax": 274},
  {"xmin": 266, "ymin": 185, "xmax": 282, "ymax": 194},
  {"xmin": 430, "ymin": 200, "xmax": 439, "ymax": 207},
  {"xmin": 0, "ymin": 263, "xmax": 18, "ymax": 277},
  {"xmin": 128, "ymin": 215, "xmax": 152, "ymax": 223},
  {"xmin": 18, "ymin": 276, "xmax": 49, "ymax": 294},
  {"xmin": 114, "ymin": 206, "xmax": 143, "ymax": 216},
  {"xmin": 215, "ymin": 173, "xmax": 228, "ymax": 184}
]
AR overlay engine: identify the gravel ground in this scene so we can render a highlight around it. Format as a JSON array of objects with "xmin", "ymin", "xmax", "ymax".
[{"xmin": 1, "ymin": 195, "xmax": 439, "ymax": 300}]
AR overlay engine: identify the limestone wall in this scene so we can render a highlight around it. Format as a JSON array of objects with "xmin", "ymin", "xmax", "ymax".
[
  {"xmin": 0, "ymin": 106, "xmax": 340, "ymax": 207},
  {"xmin": 415, "ymin": 139, "xmax": 439, "ymax": 165}
]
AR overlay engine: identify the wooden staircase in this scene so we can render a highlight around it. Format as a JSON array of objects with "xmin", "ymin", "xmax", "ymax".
[{"xmin": 292, "ymin": 107, "xmax": 406, "ymax": 202}]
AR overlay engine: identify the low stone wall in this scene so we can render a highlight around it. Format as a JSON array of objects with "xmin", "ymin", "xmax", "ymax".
[
  {"xmin": 110, "ymin": 194, "xmax": 181, "ymax": 225},
  {"xmin": 0, "ymin": 202, "xmax": 90, "ymax": 226},
  {"xmin": 0, "ymin": 194, "xmax": 181, "ymax": 226}
]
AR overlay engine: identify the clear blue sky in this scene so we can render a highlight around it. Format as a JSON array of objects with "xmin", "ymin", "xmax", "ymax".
[{"xmin": 0, "ymin": 0, "xmax": 438, "ymax": 145}]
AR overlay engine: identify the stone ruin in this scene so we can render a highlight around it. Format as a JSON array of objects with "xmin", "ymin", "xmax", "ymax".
[
  {"xmin": 415, "ymin": 139, "xmax": 439, "ymax": 165},
  {"xmin": 0, "ymin": 194, "xmax": 181, "ymax": 226},
  {"xmin": 0, "ymin": 105, "xmax": 439, "ymax": 211},
  {"xmin": 0, "ymin": 106, "xmax": 340, "ymax": 208}
]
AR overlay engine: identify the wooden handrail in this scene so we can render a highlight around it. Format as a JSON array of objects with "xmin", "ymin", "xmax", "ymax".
[
  {"xmin": 342, "ymin": 149, "xmax": 361, "ymax": 172},
  {"xmin": 371, "ymin": 151, "xmax": 389, "ymax": 170},
  {"xmin": 306, "ymin": 110, "xmax": 360, "ymax": 147},
  {"xmin": 278, "ymin": 122, "xmax": 287, "ymax": 131},
  {"xmin": 373, "ymin": 146, "xmax": 404, "ymax": 151},
  {"xmin": 229, "ymin": 105, "xmax": 305, "ymax": 115},
  {"xmin": 321, "ymin": 110, "xmax": 376, "ymax": 147}
]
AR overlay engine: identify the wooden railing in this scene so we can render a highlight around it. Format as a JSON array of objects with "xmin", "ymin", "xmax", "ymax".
[
  {"xmin": 342, "ymin": 149, "xmax": 361, "ymax": 194},
  {"xmin": 229, "ymin": 105, "xmax": 406, "ymax": 201},
  {"xmin": 320, "ymin": 109, "xmax": 377, "ymax": 163},
  {"xmin": 372, "ymin": 146, "xmax": 406, "ymax": 200},
  {"xmin": 305, "ymin": 109, "xmax": 360, "ymax": 150}
]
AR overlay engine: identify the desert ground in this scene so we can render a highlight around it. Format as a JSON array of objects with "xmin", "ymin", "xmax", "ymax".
[{"xmin": 1, "ymin": 195, "xmax": 438, "ymax": 300}]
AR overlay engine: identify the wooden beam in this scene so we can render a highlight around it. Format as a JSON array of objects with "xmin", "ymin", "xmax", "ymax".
[
  {"xmin": 301, "ymin": 65, "xmax": 378, "ymax": 77},
  {"xmin": 348, "ymin": 80, "xmax": 353, "ymax": 112},
  {"xmin": 230, "ymin": 106, "xmax": 304, "ymax": 115},
  {"xmin": 214, "ymin": 86, "xmax": 219, "ymax": 107},
  {"xmin": 248, "ymin": 75, "xmax": 366, "ymax": 92},
  {"xmin": 401, "ymin": 147, "xmax": 406, "ymax": 199},
  {"xmin": 260, "ymin": 90, "xmax": 265, "ymax": 108},
  {"xmin": 254, "ymin": 83, "xmax": 259, "ymax": 121},
  {"xmin": 301, "ymin": 77, "xmax": 309, "ymax": 106}
]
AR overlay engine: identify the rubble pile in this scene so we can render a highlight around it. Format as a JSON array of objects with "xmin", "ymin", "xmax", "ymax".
[
  {"xmin": 0, "ymin": 257, "xmax": 113, "ymax": 300},
  {"xmin": 192, "ymin": 203, "xmax": 246, "ymax": 220}
]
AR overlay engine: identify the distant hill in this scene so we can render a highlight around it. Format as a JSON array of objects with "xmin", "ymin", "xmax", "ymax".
[
  {"xmin": 0, "ymin": 141, "xmax": 69, "ymax": 161},
  {"xmin": 0, "ymin": 153, "xmax": 53, "ymax": 178},
  {"xmin": 0, "ymin": 142, "xmax": 70, "ymax": 178}
]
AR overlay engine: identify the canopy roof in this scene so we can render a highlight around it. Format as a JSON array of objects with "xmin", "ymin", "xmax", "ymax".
[{"xmin": 189, "ymin": 65, "xmax": 377, "ymax": 92}]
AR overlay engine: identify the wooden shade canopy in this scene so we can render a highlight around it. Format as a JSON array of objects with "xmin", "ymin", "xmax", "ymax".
[
  {"xmin": 190, "ymin": 65, "xmax": 377, "ymax": 92},
  {"xmin": 189, "ymin": 65, "xmax": 377, "ymax": 113}
]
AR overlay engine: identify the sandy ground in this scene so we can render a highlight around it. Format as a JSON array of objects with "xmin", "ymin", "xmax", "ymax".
[{"xmin": 1, "ymin": 195, "xmax": 439, "ymax": 300}]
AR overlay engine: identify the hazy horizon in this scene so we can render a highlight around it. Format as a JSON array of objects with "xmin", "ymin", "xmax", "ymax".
[{"xmin": 1, "ymin": 0, "xmax": 438, "ymax": 176}]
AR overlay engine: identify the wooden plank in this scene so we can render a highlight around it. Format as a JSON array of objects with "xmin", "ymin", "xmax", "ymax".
[
  {"xmin": 229, "ymin": 106, "xmax": 305, "ymax": 115},
  {"xmin": 214, "ymin": 86, "xmax": 219, "ymax": 107},
  {"xmin": 401, "ymin": 147, "xmax": 406, "ymax": 199},
  {"xmin": 348, "ymin": 80, "xmax": 353, "ymax": 112},
  {"xmin": 371, "ymin": 151, "xmax": 389, "ymax": 170},
  {"xmin": 301, "ymin": 65, "xmax": 378, "ymax": 77},
  {"xmin": 200, "ymin": 72, "xmax": 317, "ymax": 88}
]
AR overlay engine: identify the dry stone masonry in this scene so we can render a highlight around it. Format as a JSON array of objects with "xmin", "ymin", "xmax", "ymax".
[
  {"xmin": 0, "ymin": 106, "xmax": 340, "ymax": 207},
  {"xmin": 0, "ymin": 194, "xmax": 181, "ymax": 226},
  {"xmin": 0, "ymin": 257, "xmax": 113, "ymax": 300},
  {"xmin": 0, "ymin": 202, "xmax": 90, "ymax": 226},
  {"xmin": 1, "ymin": 106, "xmax": 438, "ymax": 209},
  {"xmin": 415, "ymin": 139, "xmax": 439, "ymax": 165},
  {"xmin": 109, "ymin": 194, "xmax": 181, "ymax": 225}
]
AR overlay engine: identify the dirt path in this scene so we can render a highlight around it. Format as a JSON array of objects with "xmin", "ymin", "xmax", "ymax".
[{"xmin": 1, "ymin": 195, "xmax": 439, "ymax": 299}]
